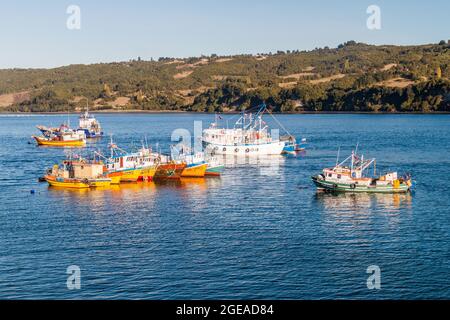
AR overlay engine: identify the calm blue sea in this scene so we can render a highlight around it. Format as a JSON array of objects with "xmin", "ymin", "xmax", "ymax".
[{"xmin": 0, "ymin": 113, "xmax": 449, "ymax": 299}]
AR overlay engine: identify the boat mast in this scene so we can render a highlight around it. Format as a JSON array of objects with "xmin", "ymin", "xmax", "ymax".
[
  {"xmin": 351, "ymin": 150, "xmax": 354, "ymax": 172},
  {"xmin": 109, "ymin": 134, "xmax": 114, "ymax": 158},
  {"xmin": 336, "ymin": 146, "xmax": 340, "ymax": 167}
]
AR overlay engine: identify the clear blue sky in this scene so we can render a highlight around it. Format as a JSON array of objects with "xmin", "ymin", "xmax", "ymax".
[{"xmin": 0, "ymin": 0, "xmax": 448, "ymax": 69}]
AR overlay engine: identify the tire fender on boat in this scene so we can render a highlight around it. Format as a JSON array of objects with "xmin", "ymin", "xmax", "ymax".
[{"xmin": 350, "ymin": 183, "xmax": 356, "ymax": 189}]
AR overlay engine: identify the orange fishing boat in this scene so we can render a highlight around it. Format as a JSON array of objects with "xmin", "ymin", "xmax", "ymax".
[{"xmin": 154, "ymin": 162, "xmax": 187, "ymax": 180}]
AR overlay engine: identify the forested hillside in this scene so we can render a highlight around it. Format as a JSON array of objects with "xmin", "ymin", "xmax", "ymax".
[{"xmin": 1, "ymin": 41, "xmax": 449, "ymax": 113}]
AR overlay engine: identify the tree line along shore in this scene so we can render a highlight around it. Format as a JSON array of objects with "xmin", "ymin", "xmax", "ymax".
[{"xmin": 1, "ymin": 41, "xmax": 449, "ymax": 113}]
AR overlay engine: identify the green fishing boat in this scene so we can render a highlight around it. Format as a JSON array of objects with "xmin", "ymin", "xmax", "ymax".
[{"xmin": 312, "ymin": 150, "xmax": 412, "ymax": 193}]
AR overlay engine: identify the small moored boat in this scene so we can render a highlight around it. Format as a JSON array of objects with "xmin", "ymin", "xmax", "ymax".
[
  {"xmin": 312, "ymin": 150, "xmax": 412, "ymax": 193},
  {"xmin": 281, "ymin": 136, "xmax": 307, "ymax": 155},
  {"xmin": 102, "ymin": 140, "xmax": 159, "ymax": 183},
  {"xmin": 33, "ymin": 135, "xmax": 86, "ymax": 147},
  {"xmin": 154, "ymin": 156, "xmax": 187, "ymax": 180},
  {"xmin": 45, "ymin": 159, "xmax": 112, "ymax": 189},
  {"xmin": 33, "ymin": 124, "xmax": 86, "ymax": 147}
]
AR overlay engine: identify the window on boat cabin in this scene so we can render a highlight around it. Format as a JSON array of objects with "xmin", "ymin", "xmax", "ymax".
[
  {"xmin": 337, "ymin": 174, "xmax": 341, "ymax": 179},
  {"xmin": 328, "ymin": 173, "xmax": 332, "ymax": 177}
]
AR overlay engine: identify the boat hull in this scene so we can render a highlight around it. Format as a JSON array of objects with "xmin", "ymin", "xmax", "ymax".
[
  {"xmin": 181, "ymin": 163, "xmax": 208, "ymax": 177},
  {"xmin": 205, "ymin": 141, "xmax": 285, "ymax": 155},
  {"xmin": 282, "ymin": 144, "xmax": 296, "ymax": 155},
  {"xmin": 79, "ymin": 129, "xmax": 104, "ymax": 139},
  {"xmin": 33, "ymin": 136, "xmax": 85, "ymax": 147},
  {"xmin": 205, "ymin": 165, "xmax": 224, "ymax": 176},
  {"xmin": 46, "ymin": 177, "xmax": 90, "ymax": 189},
  {"xmin": 88, "ymin": 179, "xmax": 112, "ymax": 188},
  {"xmin": 312, "ymin": 176, "xmax": 411, "ymax": 193},
  {"xmin": 105, "ymin": 171, "xmax": 122, "ymax": 184},
  {"xmin": 116, "ymin": 168, "xmax": 142, "ymax": 183},
  {"xmin": 138, "ymin": 166, "xmax": 158, "ymax": 181},
  {"xmin": 45, "ymin": 175, "xmax": 112, "ymax": 188},
  {"xmin": 154, "ymin": 163, "xmax": 187, "ymax": 179}
]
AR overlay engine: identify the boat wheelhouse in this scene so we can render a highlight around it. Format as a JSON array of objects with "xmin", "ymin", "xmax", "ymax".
[{"xmin": 312, "ymin": 150, "xmax": 412, "ymax": 193}]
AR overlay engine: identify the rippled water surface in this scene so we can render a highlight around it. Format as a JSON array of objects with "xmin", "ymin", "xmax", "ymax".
[{"xmin": 0, "ymin": 113, "xmax": 449, "ymax": 299}]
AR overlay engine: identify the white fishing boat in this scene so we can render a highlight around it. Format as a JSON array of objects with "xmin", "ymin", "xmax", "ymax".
[
  {"xmin": 78, "ymin": 106, "xmax": 103, "ymax": 138},
  {"xmin": 202, "ymin": 105, "xmax": 285, "ymax": 155}
]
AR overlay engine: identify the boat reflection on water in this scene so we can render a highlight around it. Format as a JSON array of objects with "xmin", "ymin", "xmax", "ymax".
[
  {"xmin": 219, "ymin": 154, "xmax": 286, "ymax": 167},
  {"xmin": 314, "ymin": 191, "xmax": 413, "ymax": 213},
  {"xmin": 47, "ymin": 177, "xmax": 221, "ymax": 199},
  {"xmin": 313, "ymin": 191, "xmax": 413, "ymax": 229},
  {"xmin": 218, "ymin": 154, "xmax": 287, "ymax": 178}
]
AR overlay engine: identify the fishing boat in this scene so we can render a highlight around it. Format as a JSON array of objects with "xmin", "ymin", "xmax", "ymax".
[
  {"xmin": 103, "ymin": 141, "xmax": 159, "ymax": 182},
  {"xmin": 34, "ymin": 124, "xmax": 86, "ymax": 147},
  {"xmin": 311, "ymin": 149, "xmax": 412, "ymax": 193},
  {"xmin": 78, "ymin": 107, "xmax": 104, "ymax": 138},
  {"xmin": 181, "ymin": 156, "xmax": 207, "ymax": 177},
  {"xmin": 171, "ymin": 145, "xmax": 208, "ymax": 177},
  {"xmin": 33, "ymin": 132, "xmax": 86, "ymax": 147},
  {"xmin": 152, "ymin": 150, "xmax": 186, "ymax": 180},
  {"xmin": 45, "ymin": 159, "xmax": 112, "ymax": 189},
  {"xmin": 154, "ymin": 161, "xmax": 187, "ymax": 179},
  {"xmin": 281, "ymin": 136, "xmax": 307, "ymax": 154},
  {"xmin": 295, "ymin": 138, "xmax": 308, "ymax": 152},
  {"xmin": 280, "ymin": 135, "xmax": 296, "ymax": 154},
  {"xmin": 202, "ymin": 105, "xmax": 286, "ymax": 155}
]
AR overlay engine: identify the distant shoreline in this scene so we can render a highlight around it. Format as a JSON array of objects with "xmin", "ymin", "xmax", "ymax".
[{"xmin": 1, "ymin": 110, "xmax": 450, "ymax": 115}]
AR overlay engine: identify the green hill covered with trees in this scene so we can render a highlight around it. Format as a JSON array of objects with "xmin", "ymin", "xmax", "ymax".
[{"xmin": 1, "ymin": 41, "xmax": 449, "ymax": 113}]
